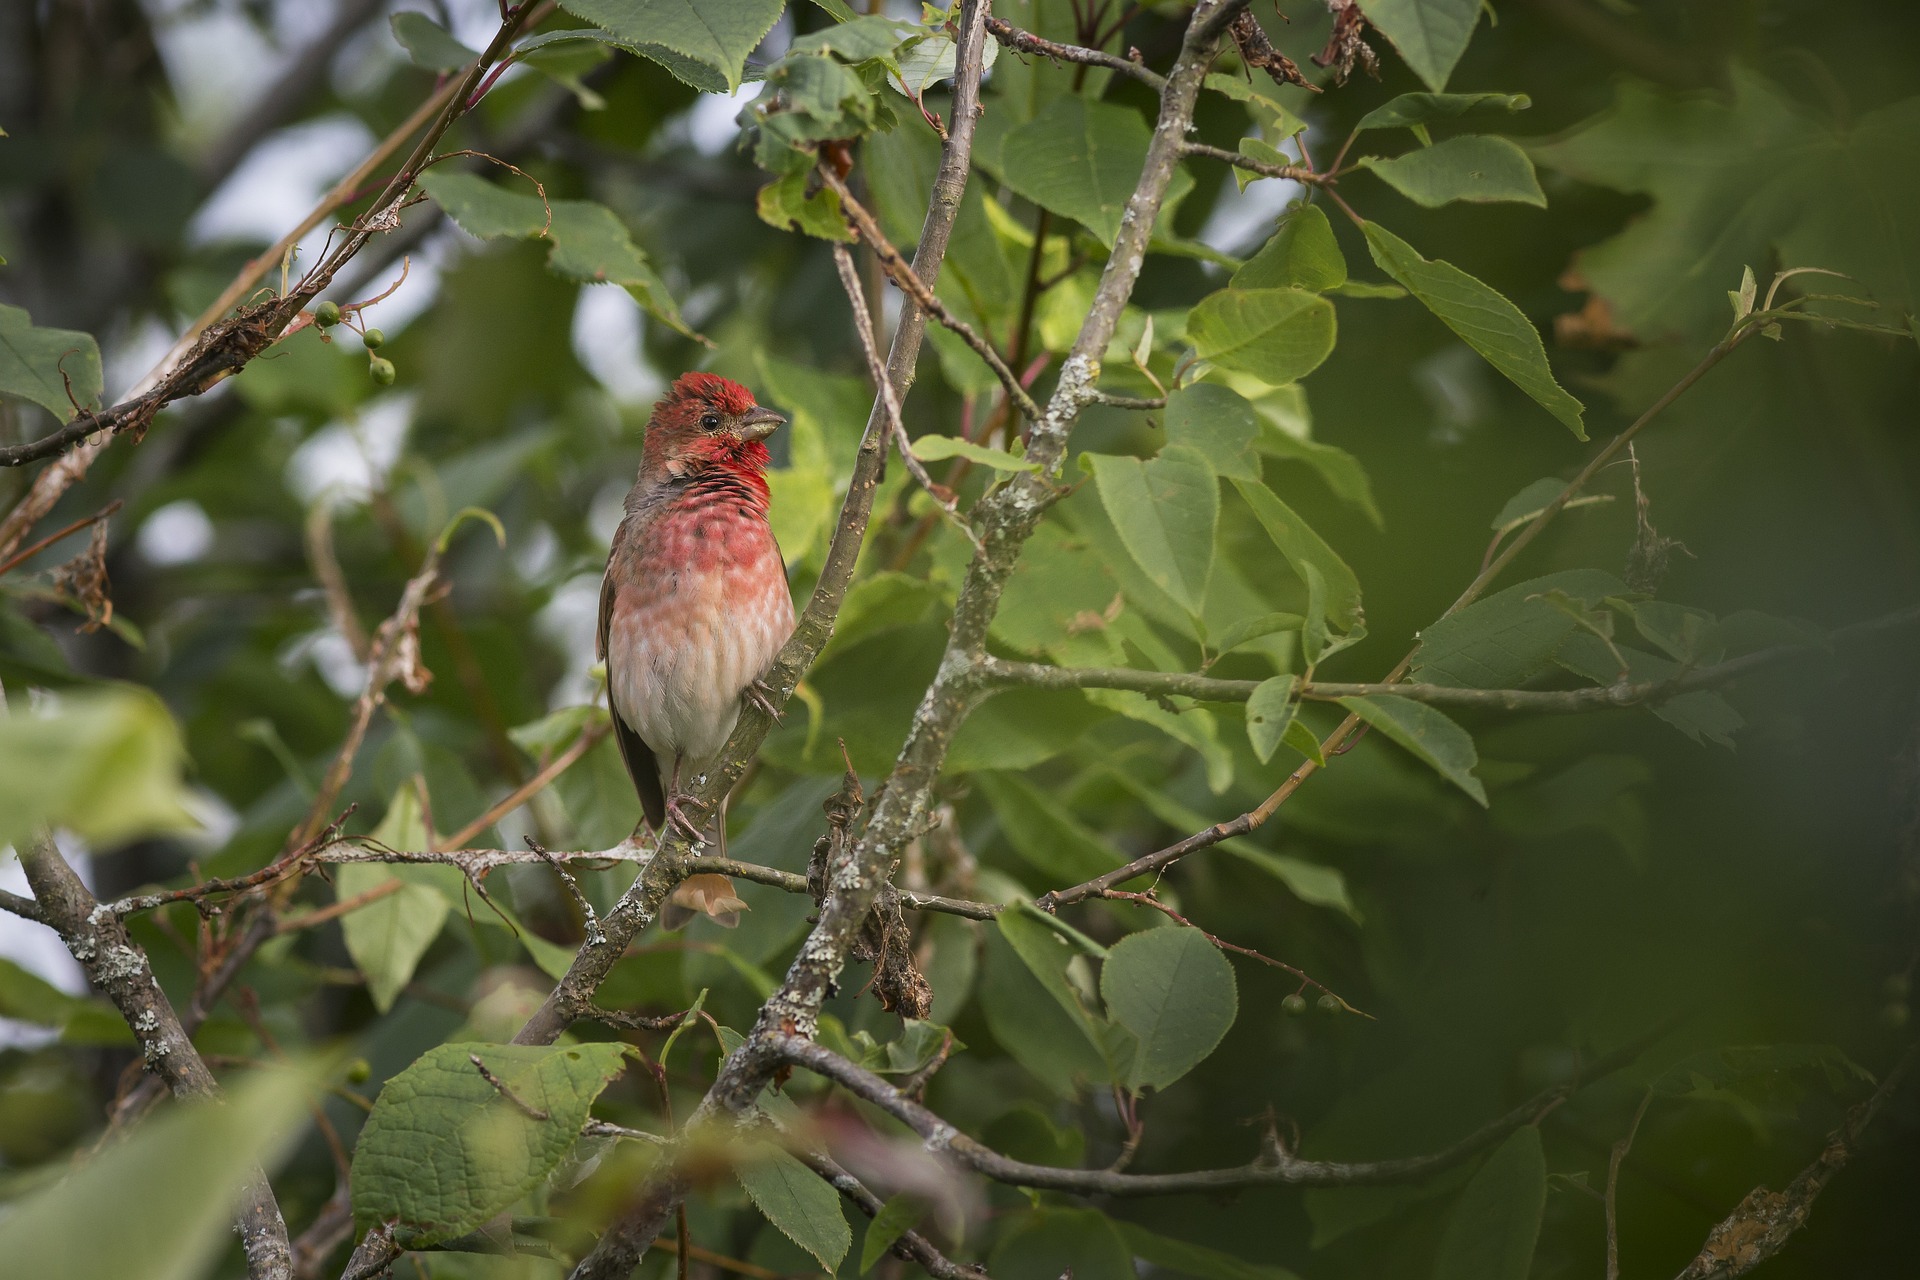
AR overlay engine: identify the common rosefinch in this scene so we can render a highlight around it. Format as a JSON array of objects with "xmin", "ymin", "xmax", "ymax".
[{"xmin": 598, "ymin": 372, "xmax": 794, "ymax": 929}]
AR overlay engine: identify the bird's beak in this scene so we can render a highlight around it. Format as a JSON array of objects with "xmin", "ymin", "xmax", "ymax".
[{"xmin": 736, "ymin": 406, "xmax": 786, "ymax": 442}]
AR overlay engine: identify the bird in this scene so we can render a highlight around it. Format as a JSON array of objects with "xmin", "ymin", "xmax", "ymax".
[{"xmin": 597, "ymin": 371, "xmax": 794, "ymax": 929}]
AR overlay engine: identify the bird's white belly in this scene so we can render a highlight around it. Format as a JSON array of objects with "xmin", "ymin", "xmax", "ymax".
[{"xmin": 607, "ymin": 561, "xmax": 793, "ymax": 772}]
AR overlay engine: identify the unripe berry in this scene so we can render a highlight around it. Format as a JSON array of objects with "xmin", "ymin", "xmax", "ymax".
[
  {"xmin": 314, "ymin": 300, "xmax": 341, "ymax": 327},
  {"xmin": 369, "ymin": 357, "xmax": 396, "ymax": 386},
  {"xmin": 362, "ymin": 327, "xmax": 386, "ymax": 350},
  {"xmin": 345, "ymin": 1058, "xmax": 372, "ymax": 1084},
  {"xmin": 1316, "ymin": 993, "xmax": 1341, "ymax": 1014},
  {"xmin": 1281, "ymin": 993, "xmax": 1308, "ymax": 1016}
]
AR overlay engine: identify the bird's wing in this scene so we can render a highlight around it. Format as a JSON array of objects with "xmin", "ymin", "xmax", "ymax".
[{"xmin": 599, "ymin": 547, "xmax": 665, "ymax": 831}]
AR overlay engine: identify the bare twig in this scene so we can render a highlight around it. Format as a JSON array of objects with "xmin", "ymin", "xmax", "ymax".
[
  {"xmin": 831, "ymin": 241, "xmax": 981, "ymax": 551},
  {"xmin": 797, "ymin": 1147, "xmax": 986, "ymax": 1279},
  {"xmin": 1608, "ymin": 1089, "xmax": 1653, "ymax": 1280},
  {"xmin": 1181, "ymin": 139, "xmax": 1322, "ymax": 184},
  {"xmin": 772, "ymin": 1030, "xmax": 1643, "ymax": 1194},
  {"xmin": 985, "ymin": 14, "xmax": 1167, "ymax": 89}
]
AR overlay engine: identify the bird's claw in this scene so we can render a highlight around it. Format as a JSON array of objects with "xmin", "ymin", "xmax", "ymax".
[
  {"xmin": 662, "ymin": 794, "xmax": 709, "ymax": 843},
  {"xmin": 743, "ymin": 678, "xmax": 783, "ymax": 722}
]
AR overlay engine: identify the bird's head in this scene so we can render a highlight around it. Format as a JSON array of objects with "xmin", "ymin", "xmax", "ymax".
[{"xmin": 640, "ymin": 372, "xmax": 785, "ymax": 483}]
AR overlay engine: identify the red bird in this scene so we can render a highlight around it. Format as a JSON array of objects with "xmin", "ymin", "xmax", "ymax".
[{"xmin": 598, "ymin": 372, "xmax": 794, "ymax": 929}]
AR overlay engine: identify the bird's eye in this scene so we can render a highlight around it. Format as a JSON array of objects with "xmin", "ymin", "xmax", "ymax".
[{"xmin": 700, "ymin": 413, "xmax": 720, "ymax": 430}]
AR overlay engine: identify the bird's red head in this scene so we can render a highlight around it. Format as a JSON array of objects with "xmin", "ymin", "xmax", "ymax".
[{"xmin": 640, "ymin": 372, "xmax": 786, "ymax": 485}]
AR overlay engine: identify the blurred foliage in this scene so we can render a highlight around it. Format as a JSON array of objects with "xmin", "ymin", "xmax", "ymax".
[{"xmin": 1, "ymin": 2, "xmax": 1918, "ymax": 1279}]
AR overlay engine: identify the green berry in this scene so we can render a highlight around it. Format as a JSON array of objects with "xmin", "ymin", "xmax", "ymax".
[
  {"xmin": 362, "ymin": 327, "xmax": 386, "ymax": 350},
  {"xmin": 345, "ymin": 1058, "xmax": 372, "ymax": 1085},
  {"xmin": 314, "ymin": 300, "xmax": 341, "ymax": 327},
  {"xmin": 1281, "ymin": 993, "xmax": 1309, "ymax": 1016},
  {"xmin": 369, "ymin": 356, "xmax": 396, "ymax": 386},
  {"xmin": 1884, "ymin": 973, "xmax": 1910, "ymax": 1001},
  {"xmin": 1880, "ymin": 1002, "xmax": 1911, "ymax": 1031},
  {"xmin": 1316, "ymin": 993, "xmax": 1342, "ymax": 1014}
]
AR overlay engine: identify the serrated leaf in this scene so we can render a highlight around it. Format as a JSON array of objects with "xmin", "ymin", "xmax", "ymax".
[
  {"xmin": 1353, "ymin": 91, "xmax": 1532, "ymax": 134},
  {"xmin": 1557, "ymin": 633, "xmax": 1745, "ymax": 747},
  {"xmin": 1188, "ymin": 287, "xmax": 1337, "ymax": 386},
  {"xmin": 1232, "ymin": 205, "xmax": 1347, "ymax": 293},
  {"xmin": 559, "ymin": 0, "xmax": 783, "ymax": 92},
  {"xmin": 351, "ymin": 1042, "xmax": 631, "ymax": 1244},
  {"xmin": 757, "ymin": 167, "xmax": 855, "ymax": 241},
  {"xmin": 337, "ymin": 787, "xmax": 453, "ymax": 1012},
  {"xmin": 1356, "ymin": 0, "xmax": 1483, "ymax": 92},
  {"xmin": 790, "ymin": 14, "xmax": 913, "ymax": 62},
  {"xmin": 1413, "ymin": 570, "xmax": 1624, "ymax": 689},
  {"xmin": 1087, "ymin": 446, "xmax": 1219, "ymax": 617},
  {"xmin": 1364, "ymin": 222, "xmax": 1585, "ymax": 437},
  {"xmin": 0, "ymin": 686, "xmax": 196, "ymax": 854},
  {"xmin": 1001, "ymin": 96, "xmax": 1186, "ymax": 247},
  {"xmin": 1246, "ymin": 675, "xmax": 1299, "ymax": 764},
  {"xmin": 1213, "ymin": 611, "xmax": 1305, "ymax": 657},
  {"xmin": 417, "ymin": 168, "xmax": 549, "ymax": 238},
  {"xmin": 1100, "ymin": 927, "xmax": 1237, "ymax": 1091},
  {"xmin": 1230, "ymin": 477, "xmax": 1363, "ymax": 631},
  {"xmin": 545, "ymin": 201, "xmax": 701, "ymax": 340},
  {"xmin": 888, "ymin": 28, "xmax": 1000, "ymax": 98},
  {"xmin": 992, "ymin": 1209, "xmax": 1134, "ymax": 1280},
  {"xmin": 0, "ymin": 303, "xmax": 102, "ymax": 423},
  {"xmin": 737, "ymin": 1143, "xmax": 850, "ymax": 1270},
  {"xmin": 389, "ymin": 12, "xmax": 476, "ymax": 72},
  {"xmin": 1163, "ymin": 383, "xmax": 1261, "ymax": 480},
  {"xmin": 1337, "ymin": 694, "xmax": 1488, "ymax": 805},
  {"xmin": 1357, "ymin": 135, "xmax": 1546, "ymax": 207},
  {"xmin": 1433, "ymin": 1127, "xmax": 1546, "ymax": 1280},
  {"xmin": 910, "ymin": 434, "xmax": 1038, "ymax": 471}
]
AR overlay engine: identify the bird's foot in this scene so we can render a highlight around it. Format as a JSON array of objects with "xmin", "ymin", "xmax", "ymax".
[
  {"xmin": 743, "ymin": 678, "xmax": 784, "ymax": 722},
  {"xmin": 662, "ymin": 793, "xmax": 710, "ymax": 843}
]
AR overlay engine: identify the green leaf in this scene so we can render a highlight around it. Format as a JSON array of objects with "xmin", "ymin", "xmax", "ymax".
[
  {"xmin": 1488, "ymin": 476, "xmax": 1615, "ymax": 536},
  {"xmin": 790, "ymin": 14, "xmax": 912, "ymax": 62},
  {"xmin": 559, "ymin": 0, "xmax": 784, "ymax": 91},
  {"xmin": 757, "ymin": 167, "xmax": 855, "ymax": 241},
  {"xmin": 1229, "ymin": 845, "xmax": 1355, "ymax": 918},
  {"xmin": 1363, "ymin": 222, "xmax": 1586, "ymax": 437},
  {"xmin": 1412, "ymin": 570, "xmax": 1625, "ymax": 689},
  {"xmin": 0, "ymin": 686, "xmax": 196, "ymax": 854},
  {"xmin": 1086, "ymin": 446, "xmax": 1219, "ymax": 617},
  {"xmin": 0, "ymin": 303, "xmax": 102, "ymax": 423},
  {"xmin": 982, "ymin": 926, "xmax": 1108, "ymax": 1096},
  {"xmin": 890, "ymin": 28, "xmax": 1002, "ymax": 98},
  {"xmin": 1353, "ymin": 91, "xmax": 1532, "ymax": 134},
  {"xmin": 1230, "ymin": 477, "xmax": 1363, "ymax": 632},
  {"xmin": 1337, "ymin": 695, "xmax": 1488, "ymax": 805},
  {"xmin": 1357, "ymin": 136, "xmax": 1546, "ymax": 207},
  {"xmin": 1246, "ymin": 675, "xmax": 1299, "ymax": 764},
  {"xmin": 1115, "ymin": 1221, "xmax": 1301, "ymax": 1280},
  {"xmin": 337, "ymin": 787, "xmax": 453, "ymax": 1013},
  {"xmin": 737, "ymin": 1142, "xmax": 850, "ymax": 1271},
  {"xmin": 861, "ymin": 1193, "xmax": 924, "ymax": 1272},
  {"xmin": 1001, "ymin": 96, "xmax": 1187, "ymax": 247},
  {"xmin": 1231, "ymin": 205, "xmax": 1347, "ymax": 293},
  {"xmin": 0, "ymin": 957, "xmax": 131, "ymax": 1046},
  {"xmin": 910, "ymin": 433, "xmax": 1039, "ymax": 471},
  {"xmin": 977, "ymin": 772, "xmax": 1122, "ymax": 885},
  {"xmin": 1432, "ymin": 1127, "xmax": 1546, "ymax": 1280},
  {"xmin": 544, "ymin": 201, "xmax": 696, "ymax": 339},
  {"xmin": 1531, "ymin": 72, "xmax": 1920, "ymax": 340},
  {"xmin": 0, "ymin": 1068, "xmax": 308, "ymax": 1280},
  {"xmin": 1356, "ymin": 0, "xmax": 1483, "ymax": 92},
  {"xmin": 1213, "ymin": 611, "xmax": 1306, "ymax": 658},
  {"xmin": 351, "ymin": 1041, "xmax": 631, "ymax": 1244},
  {"xmin": 1100, "ymin": 926, "xmax": 1237, "ymax": 1091},
  {"xmin": 991, "ymin": 1209, "xmax": 1134, "ymax": 1280},
  {"xmin": 1283, "ymin": 717, "xmax": 1326, "ymax": 766},
  {"xmin": 1204, "ymin": 73, "xmax": 1308, "ymax": 136},
  {"xmin": 1557, "ymin": 633, "xmax": 1745, "ymax": 747},
  {"xmin": 389, "ymin": 12, "xmax": 476, "ymax": 71},
  {"xmin": 416, "ymin": 168, "xmax": 549, "ymax": 239},
  {"xmin": 1255, "ymin": 417, "xmax": 1384, "ymax": 529},
  {"xmin": 1163, "ymin": 383, "xmax": 1261, "ymax": 481},
  {"xmin": 1188, "ymin": 287, "xmax": 1337, "ymax": 386}
]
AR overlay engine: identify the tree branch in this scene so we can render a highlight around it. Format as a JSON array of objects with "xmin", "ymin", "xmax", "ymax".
[
  {"xmin": 1673, "ymin": 1048, "xmax": 1913, "ymax": 1279},
  {"xmin": 18, "ymin": 835, "xmax": 295, "ymax": 1279},
  {"xmin": 796, "ymin": 1148, "xmax": 986, "ymax": 1280},
  {"xmin": 771, "ymin": 1030, "xmax": 1643, "ymax": 1194},
  {"xmin": 986, "ymin": 15, "xmax": 1167, "ymax": 90},
  {"xmin": 1181, "ymin": 140, "xmax": 1322, "ymax": 184}
]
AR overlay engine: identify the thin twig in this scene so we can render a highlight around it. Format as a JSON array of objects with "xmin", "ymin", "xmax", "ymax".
[
  {"xmin": 831, "ymin": 241, "xmax": 981, "ymax": 551},
  {"xmin": 1181, "ymin": 139, "xmax": 1323, "ymax": 184},
  {"xmin": 442, "ymin": 718, "xmax": 611, "ymax": 851},
  {"xmin": 986, "ymin": 15, "xmax": 1166, "ymax": 89},
  {"xmin": 1608, "ymin": 1089, "xmax": 1653, "ymax": 1280},
  {"xmin": 469, "ymin": 1053, "xmax": 551, "ymax": 1121}
]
